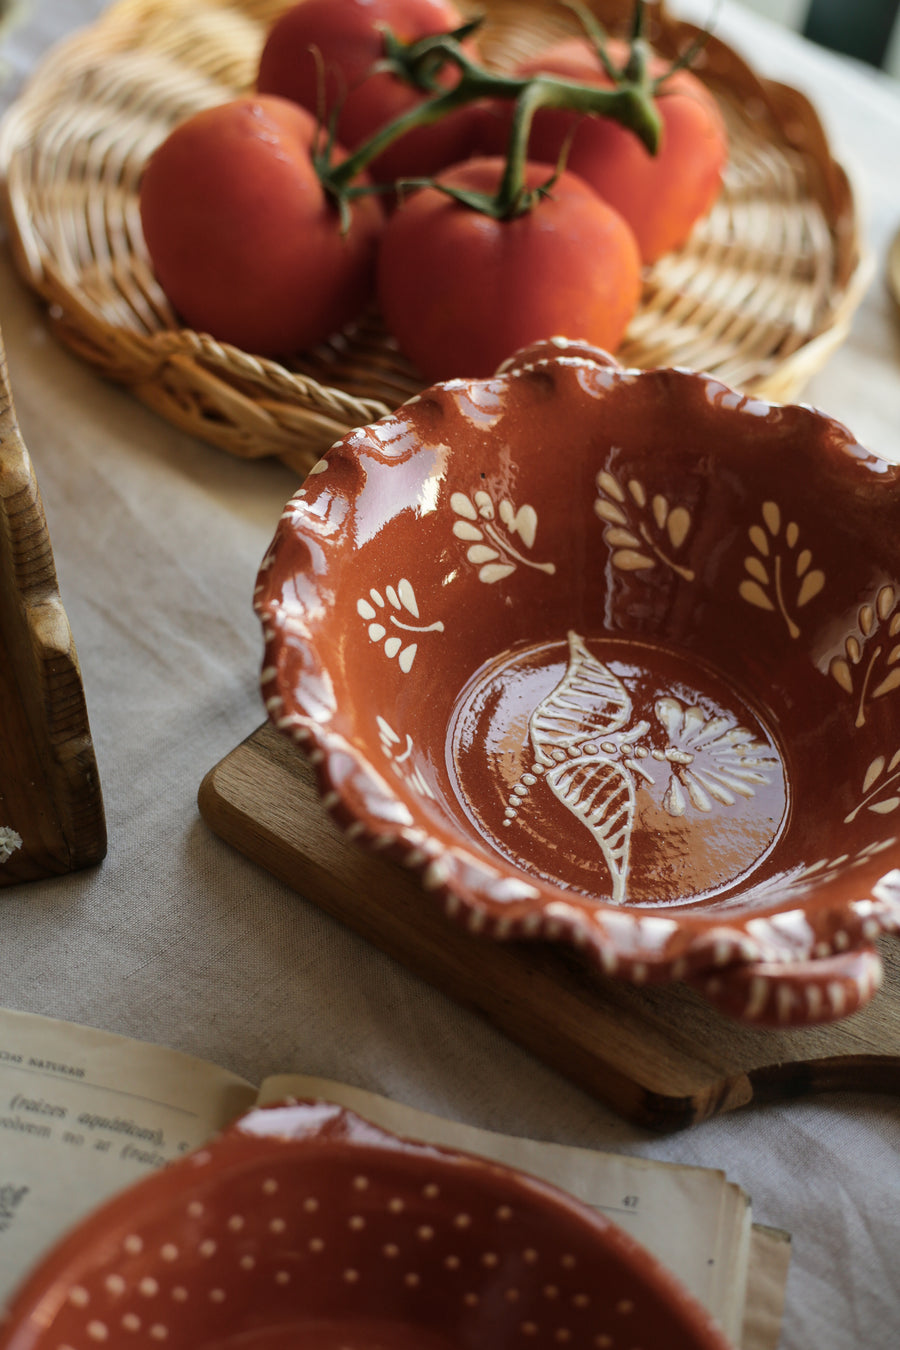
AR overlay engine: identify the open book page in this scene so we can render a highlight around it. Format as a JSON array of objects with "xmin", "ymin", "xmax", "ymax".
[
  {"xmin": 0, "ymin": 1008, "xmax": 257, "ymax": 1299},
  {"xmin": 0, "ymin": 1009, "xmax": 785, "ymax": 1349},
  {"xmin": 706, "ymin": 1176, "xmax": 754, "ymax": 1341},
  {"xmin": 258, "ymin": 1073, "xmax": 755, "ymax": 1344},
  {"xmin": 742, "ymin": 1226, "xmax": 792, "ymax": 1350}
]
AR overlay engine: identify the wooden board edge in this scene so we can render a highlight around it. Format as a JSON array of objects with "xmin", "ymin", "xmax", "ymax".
[
  {"xmin": 198, "ymin": 733, "xmax": 757, "ymax": 1132},
  {"xmin": 199, "ymin": 727, "xmax": 900, "ymax": 1129}
]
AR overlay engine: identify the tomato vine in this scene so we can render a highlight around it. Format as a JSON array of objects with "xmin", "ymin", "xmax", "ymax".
[{"xmin": 317, "ymin": 1, "xmax": 665, "ymax": 221}]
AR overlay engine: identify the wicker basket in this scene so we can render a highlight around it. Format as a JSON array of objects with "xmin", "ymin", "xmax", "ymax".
[{"xmin": 0, "ymin": 0, "xmax": 872, "ymax": 477}]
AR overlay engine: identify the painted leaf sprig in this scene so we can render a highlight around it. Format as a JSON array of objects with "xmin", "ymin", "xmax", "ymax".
[
  {"xmin": 357, "ymin": 577, "xmax": 444, "ymax": 673},
  {"xmin": 376, "ymin": 716, "xmax": 436, "ymax": 799},
  {"xmin": 739, "ymin": 500, "xmax": 824, "ymax": 639},
  {"xmin": 736, "ymin": 837, "xmax": 897, "ymax": 903},
  {"xmin": 451, "ymin": 487, "xmax": 556, "ymax": 584},
  {"xmin": 594, "ymin": 469, "xmax": 695, "ymax": 580},
  {"xmin": 830, "ymin": 585, "xmax": 900, "ymax": 728},
  {"xmin": 845, "ymin": 747, "xmax": 900, "ymax": 823}
]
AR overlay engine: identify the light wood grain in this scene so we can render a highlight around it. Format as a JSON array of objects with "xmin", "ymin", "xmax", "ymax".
[
  {"xmin": 198, "ymin": 723, "xmax": 900, "ymax": 1131},
  {"xmin": 0, "ymin": 334, "xmax": 106, "ymax": 884}
]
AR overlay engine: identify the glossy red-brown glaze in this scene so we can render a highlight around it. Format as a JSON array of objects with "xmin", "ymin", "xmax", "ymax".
[
  {"xmin": 255, "ymin": 339, "xmax": 900, "ymax": 1024},
  {"xmin": 186, "ymin": 1320, "xmax": 455, "ymax": 1349}
]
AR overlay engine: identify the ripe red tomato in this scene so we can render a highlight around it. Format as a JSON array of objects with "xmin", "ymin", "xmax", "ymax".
[
  {"xmin": 376, "ymin": 157, "xmax": 642, "ymax": 382},
  {"xmin": 139, "ymin": 95, "xmax": 384, "ymax": 356},
  {"xmin": 256, "ymin": 0, "xmax": 480, "ymax": 184},
  {"xmin": 478, "ymin": 38, "xmax": 728, "ymax": 262}
]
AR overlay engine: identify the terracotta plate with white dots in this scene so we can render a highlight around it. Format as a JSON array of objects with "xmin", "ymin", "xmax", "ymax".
[{"xmin": 0, "ymin": 1099, "xmax": 731, "ymax": 1350}]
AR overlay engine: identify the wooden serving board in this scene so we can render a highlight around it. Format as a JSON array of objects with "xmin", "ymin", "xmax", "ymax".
[
  {"xmin": 0, "ymin": 333, "xmax": 106, "ymax": 884},
  {"xmin": 199, "ymin": 723, "xmax": 900, "ymax": 1131}
]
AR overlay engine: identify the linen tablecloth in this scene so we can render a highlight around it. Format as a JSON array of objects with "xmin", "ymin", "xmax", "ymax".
[{"xmin": 1, "ymin": 3, "xmax": 898, "ymax": 1346}]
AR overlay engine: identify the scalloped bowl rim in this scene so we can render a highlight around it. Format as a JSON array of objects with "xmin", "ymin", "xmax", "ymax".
[{"xmin": 254, "ymin": 344, "xmax": 900, "ymax": 1008}]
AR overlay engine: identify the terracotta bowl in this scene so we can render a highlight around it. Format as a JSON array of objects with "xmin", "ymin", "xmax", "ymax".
[
  {"xmin": 0, "ymin": 1099, "xmax": 732, "ymax": 1350},
  {"xmin": 255, "ymin": 338, "xmax": 900, "ymax": 1027}
]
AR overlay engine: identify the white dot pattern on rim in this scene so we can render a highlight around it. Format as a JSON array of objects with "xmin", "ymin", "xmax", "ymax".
[{"xmin": 38, "ymin": 1135, "xmax": 710, "ymax": 1350}]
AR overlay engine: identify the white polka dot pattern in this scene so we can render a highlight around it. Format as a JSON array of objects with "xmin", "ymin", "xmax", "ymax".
[{"xmin": 4, "ymin": 1103, "xmax": 729, "ymax": 1350}]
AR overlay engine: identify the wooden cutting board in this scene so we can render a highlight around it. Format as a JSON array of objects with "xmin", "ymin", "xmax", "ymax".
[
  {"xmin": 199, "ymin": 722, "xmax": 900, "ymax": 1131},
  {"xmin": 0, "ymin": 333, "xmax": 106, "ymax": 884}
]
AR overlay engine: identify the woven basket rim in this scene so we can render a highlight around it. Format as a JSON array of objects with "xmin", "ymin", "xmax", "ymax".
[{"xmin": 0, "ymin": 0, "xmax": 874, "ymax": 473}]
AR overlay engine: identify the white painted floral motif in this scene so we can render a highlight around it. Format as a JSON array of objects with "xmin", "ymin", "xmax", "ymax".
[
  {"xmin": 829, "ymin": 585, "xmax": 900, "ymax": 728},
  {"xmin": 357, "ymin": 579, "xmax": 444, "ymax": 674},
  {"xmin": 594, "ymin": 467, "xmax": 695, "ymax": 580},
  {"xmin": 739, "ymin": 500, "xmax": 825, "ymax": 639},
  {"xmin": 450, "ymin": 488, "xmax": 555, "ymax": 584},
  {"xmin": 654, "ymin": 698, "xmax": 780, "ymax": 816},
  {"xmin": 376, "ymin": 717, "xmax": 436, "ymax": 800},
  {"xmin": 0, "ymin": 826, "xmax": 22, "ymax": 864},
  {"xmin": 505, "ymin": 633, "xmax": 778, "ymax": 903}
]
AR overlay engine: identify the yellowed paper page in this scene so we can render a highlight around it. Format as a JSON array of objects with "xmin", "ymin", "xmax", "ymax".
[
  {"xmin": 706, "ymin": 1180, "xmax": 754, "ymax": 1341},
  {"xmin": 258, "ymin": 1073, "xmax": 749, "ymax": 1337},
  {"xmin": 0, "ymin": 1008, "xmax": 257, "ymax": 1299},
  {"xmin": 742, "ymin": 1225, "xmax": 792, "ymax": 1350}
]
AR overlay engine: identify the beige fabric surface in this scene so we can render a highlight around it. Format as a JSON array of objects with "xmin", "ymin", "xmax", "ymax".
[{"xmin": 0, "ymin": 4, "xmax": 898, "ymax": 1348}]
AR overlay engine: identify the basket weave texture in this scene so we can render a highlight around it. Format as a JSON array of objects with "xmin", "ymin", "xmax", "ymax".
[{"xmin": 0, "ymin": 0, "xmax": 872, "ymax": 476}]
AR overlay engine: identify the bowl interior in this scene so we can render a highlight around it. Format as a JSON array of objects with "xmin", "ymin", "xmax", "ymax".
[{"xmin": 262, "ymin": 354, "xmax": 900, "ymax": 923}]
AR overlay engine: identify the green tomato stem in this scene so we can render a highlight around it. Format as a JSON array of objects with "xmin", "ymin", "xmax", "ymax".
[
  {"xmin": 496, "ymin": 75, "xmax": 661, "ymax": 218},
  {"xmin": 323, "ymin": 67, "xmax": 507, "ymax": 194},
  {"xmin": 319, "ymin": 20, "xmax": 663, "ymax": 214}
]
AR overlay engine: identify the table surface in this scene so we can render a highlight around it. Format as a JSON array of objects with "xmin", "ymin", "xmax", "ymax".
[{"xmin": 1, "ymin": 3, "xmax": 898, "ymax": 1346}]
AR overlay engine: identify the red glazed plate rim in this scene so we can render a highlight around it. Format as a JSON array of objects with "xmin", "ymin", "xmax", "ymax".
[{"xmin": 0, "ymin": 1099, "xmax": 733, "ymax": 1350}]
